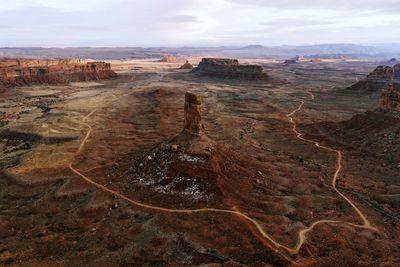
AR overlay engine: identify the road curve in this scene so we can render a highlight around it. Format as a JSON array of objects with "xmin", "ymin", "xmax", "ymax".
[
  {"xmin": 68, "ymin": 89, "xmax": 377, "ymax": 264},
  {"xmin": 286, "ymin": 91, "xmax": 377, "ymax": 232}
]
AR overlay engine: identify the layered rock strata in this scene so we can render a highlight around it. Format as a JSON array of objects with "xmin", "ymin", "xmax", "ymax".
[
  {"xmin": 0, "ymin": 58, "xmax": 117, "ymax": 91},
  {"xmin": 378, "ymin": 83, "xmax": 400, "ymax": 112},
  {"xmin": 346, "ymin": 64, "xmax": 399, "ymax": 94},
  {"xmin": 183, "ymin": 92, "xmax": 205, "ymax": 136},
  {"xmin": 192, "ymin": 58, "xmax": 268, "ymax": 79}
]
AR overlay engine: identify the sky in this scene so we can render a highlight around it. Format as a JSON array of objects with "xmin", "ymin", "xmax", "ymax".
[{"xmin": 0, "ymin": 0, "xmax": 400, "ymax": 47}]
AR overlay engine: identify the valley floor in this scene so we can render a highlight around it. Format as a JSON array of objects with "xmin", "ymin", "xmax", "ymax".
[{"xmin": 0, "ymin": 59, "xmax": 399, "ymax": 266}]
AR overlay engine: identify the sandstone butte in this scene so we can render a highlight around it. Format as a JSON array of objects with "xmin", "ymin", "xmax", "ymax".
[
  {"xmin": 0, "ymin": 58, "xmax": 117, "ymax": 91},
  {"xmin": 179, "ymin": 60, "xmax": 194, "ymax": 70},
  {"xmin": 192, "ymin": 58, "xmax": 268, "ymax": 80},
  {"xmin": 183, "ymin": 92, "xmax": 205, "ymax": 136},
  {"xmin": 159, "ymin": 54, "xmax": 178, "ymax": 63}
]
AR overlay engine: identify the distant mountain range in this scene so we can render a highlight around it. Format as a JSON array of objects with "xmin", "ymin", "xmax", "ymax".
[{"xmin": 0, "ymin": 44, "xmax": 399, "ymax": 60}]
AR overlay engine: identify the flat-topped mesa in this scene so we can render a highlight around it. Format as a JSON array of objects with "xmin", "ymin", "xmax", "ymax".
[
  {"xmin": 183, "ymin": 92, "xmax": 205, "ymax": 136},
  {"xmin": 0, "ymin": 58, "xmax": 117, "ymax": 90},
  {"xmin": 378, "ymin": 83, "xmax": 400, "ymax": 112},
  {"xmin": 192, "ymin": 58, "xmax": 268, "ymax": 80}
]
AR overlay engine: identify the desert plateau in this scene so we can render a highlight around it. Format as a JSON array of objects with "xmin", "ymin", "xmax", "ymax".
[
  {"xmin": 1, "ymin": 1, "xmax": 400, "ymax": 266},
  {"xmin": 0, "ymin": 54, "xmax": 398, "ymax": 266}
]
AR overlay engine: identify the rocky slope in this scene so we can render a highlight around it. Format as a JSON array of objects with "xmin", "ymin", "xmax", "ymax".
[
  {"xmin": 107, "ymin": 92, "xmax": 284, "ymax": 212},
  {"xmin": 319, "ymin": 68, "xmax": 400, "ymax": 161},
  {"xmin": 346, "ymin": 64, "xmax": 399, "ymax": 94},
  {"xmin": 192, "ymin": 58, "xmax": 268, "ymax": 79},
  {"xmin": 301, "ymin": 68, "xmax": 400, "ymax": 223},
  {"xmin": 0, "ymin": 58, "xmax": 117, "ymax": 91},
  {"xmin": 108, "ymin": 92, "xmax": 228, "ymax": 207}
]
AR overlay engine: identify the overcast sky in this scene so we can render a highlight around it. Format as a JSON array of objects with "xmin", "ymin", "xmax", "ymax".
[{"xmin": 1, "ymin": 0, "xmax": 400, "ymax": 47}]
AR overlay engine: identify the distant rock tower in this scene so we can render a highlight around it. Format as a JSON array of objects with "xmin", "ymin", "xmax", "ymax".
[{"xmin": 183, "ymin": 92, "xmax": 205, "ymax": 136}]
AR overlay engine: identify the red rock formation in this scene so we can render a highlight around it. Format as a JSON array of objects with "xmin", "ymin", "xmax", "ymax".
[
  {"xmin": 394, "ymin": 64, "xmax": 400, "ymax": 80},
  {"xmin": 192, "ymin": 58, "xmax": 268, "ymax": 80},
  {"xmin": 0, "ymin": 58, "xmax": 117, "ymax": 91},
  {"xmin": 378, "ymin": 83, "xmax": 400, "ymax": 112},
  {"xmin": 179, "ymin": 60, "xmax": 194, "ymax": 70},
  {"xmin": 183, "ymin": 92, "xmax": 205, "ymax": 136},
  {"xmin": 284, "ymin": 59, "xmax": 298, "ymax": 64},
  {"xmin": 159, "ymin": 54, "xmax": 177, "ymax": 63},
  {"xmin": 292, "ymin": 55, "xmax": 307, "ymax": 62},
  {"xmin": 346, "ymin": 65, "xmax": 396, "ymax": 94},
  {"xmin": 366, "ymin": 65, "xmax": 394, "ymax": 80}
]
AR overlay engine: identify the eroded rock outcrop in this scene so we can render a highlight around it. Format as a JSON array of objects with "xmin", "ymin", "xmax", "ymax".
[
  {"xmin": 0, "ymin": 58, "xmax": 117, "ymax": 91},
  {"xmin": 179, "ymin": 60, "xmax": 194, "ymax": 70},
  {"xmin": 183, "ymin": 92, "xmax": 205, "ymax": 136},
  {"xmin": 346, "ymin": 64, "xmax": 398, "ymax": 94},
  {"xmin": 394, "ymin": 64, "xmax": 400, "ymax": 80},
  {"xmin": 110, "ymin": 91, "xmax": 288, "ymax": 220},
  {"xmin": 367, "ymin": 66, "xmax": 394, "ymax": 80},
  {"xmin": 379, "ymin": 83, "xmax": 400, "ymax": 112},
  {"xmin": 283, "ymin": 59, "xmax": 298, "ymax": 64},
  {"xmin": 192, "ymin": 58, "xmax": 268, "ymax": 80},
  {"xmin": 159, "ymin": 54, "xmax": 177, "ymax": 63}
]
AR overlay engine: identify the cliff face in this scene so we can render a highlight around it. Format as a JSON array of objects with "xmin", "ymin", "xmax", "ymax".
[
  {"xmin": 394, "ymin": 64, "xmax": 400, "ymax": 80},
  {"xmin": 346, "ymin": 64, "xmax": 399, "ymax": 94},
  {"xmin": 378, "ymin": 83, "xmax": 400, "ymax": 112},
  {"xmin": 192, "ymin": 58, "xmax": 268, "ymax": 80},
  {"xmin": 0, "ymin": 58, "xmax": 117, "ymax": 91},
  {"xmin": 183, "ymin": 92, "xmax": 205, "ymax": 136}
]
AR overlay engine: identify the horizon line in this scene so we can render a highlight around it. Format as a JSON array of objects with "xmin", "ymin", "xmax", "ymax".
[{"xmin": 1, "ymin": 42, "xmax": 400, "ymax": 49}]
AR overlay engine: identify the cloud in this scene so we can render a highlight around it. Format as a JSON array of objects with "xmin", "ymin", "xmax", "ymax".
[
  {"xmin": 259, "ymin": 18, "xmax": 337, "ymax": 28},
  {"xmin": 0, "ymin": 0, "xmax": 399, "ymax": 46},
  {"xmin": 227, "ymin": 0, "xmax": 400, "ymax": 13},
  {"xmin": 166, "ymin": 15, "xmax": 200, "ymax": 23}
]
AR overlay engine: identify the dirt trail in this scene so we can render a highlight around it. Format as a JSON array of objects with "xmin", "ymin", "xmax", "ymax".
[{"xmin": 68, "ymin": 88, "xmax": 377, "ymax": 264}]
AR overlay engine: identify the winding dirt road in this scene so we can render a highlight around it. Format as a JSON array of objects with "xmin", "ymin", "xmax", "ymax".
[{"xmin": 68, "ymin": 89, "xmax": 377, "ymax": 264}]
